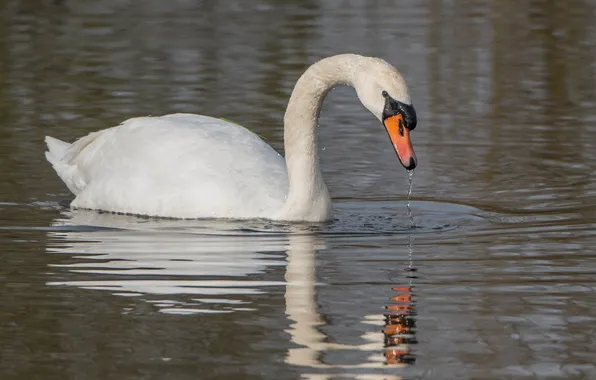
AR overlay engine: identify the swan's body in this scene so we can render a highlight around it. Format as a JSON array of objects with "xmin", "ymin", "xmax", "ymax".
[
  {"xmin": 46, "ymin": 114, "xmax": 288, "ymax": 219},
  {"xmin": 45, "ymin": 54, "xmax": 417, "ymax": 221}
]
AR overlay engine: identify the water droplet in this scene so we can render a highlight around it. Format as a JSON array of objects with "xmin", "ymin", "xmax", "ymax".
[
  {"xmin": 407, "ymin": 170, "xmax": 414, "ymax": 199},
  {"xmin": 406, "ymin": 170, "xmax": 415, "ymax": 285},
  {"xmin": 406, "ymin": 170, "xmax": 415, "ymax": 227}
]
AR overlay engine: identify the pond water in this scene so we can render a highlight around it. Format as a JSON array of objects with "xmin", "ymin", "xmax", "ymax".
[{"xmin": 1, "ymin": 1, "xmax": 596, "ymax": 379}]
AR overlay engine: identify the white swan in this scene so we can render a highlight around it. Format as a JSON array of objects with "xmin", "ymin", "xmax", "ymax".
[{"xmin": 45, "ymin": 54, "xmax": 417, "ymax": 222}]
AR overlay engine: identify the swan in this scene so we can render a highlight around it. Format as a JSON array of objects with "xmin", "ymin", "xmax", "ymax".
[{"xmin": 45, "ymin": 54, "xmax": 417, "ymax": 222}]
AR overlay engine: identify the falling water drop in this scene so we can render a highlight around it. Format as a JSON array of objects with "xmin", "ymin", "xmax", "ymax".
[
  {"xmin": 407, "ymin": 170, "xmax": 414, "ymax": 200},
  {"xmin": 406, "ymin": 170, "xmax": 415, "ymax": 228},
  {"xmin": 406, "ymin": 170, "xmax": 415, "ymax": 285}
]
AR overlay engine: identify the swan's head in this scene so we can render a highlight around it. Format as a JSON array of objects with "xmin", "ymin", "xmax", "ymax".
[{"xmin": 354, "ymin": 58, "xmax": 418, "ymax": 170}]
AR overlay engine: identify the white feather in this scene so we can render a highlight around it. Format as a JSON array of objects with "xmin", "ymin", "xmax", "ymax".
[{"xmin": 46, "ymin": 114, "xmax": 288, "ymax": 218}]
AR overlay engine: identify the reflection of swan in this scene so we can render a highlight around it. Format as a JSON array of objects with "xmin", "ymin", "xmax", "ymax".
[
  {"xmin": 47, "ymin": 210, "xmax": 289, "ymax": 313},
  {"xmin": 284, "ymin": 234, "xmax": 407, "ymax": 378},
  {"xmin": 47, "ymin": 210, "xmax": 413, "ymax": 374},
  {"xmin": 45, "ymin": 54, "xmax": 417, "ymax": 221}
]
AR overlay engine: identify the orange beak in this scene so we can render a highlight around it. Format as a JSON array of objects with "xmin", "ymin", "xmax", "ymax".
[{"xmin": 383, "ymin": 114, "xmax": 417, "ymax": 170}]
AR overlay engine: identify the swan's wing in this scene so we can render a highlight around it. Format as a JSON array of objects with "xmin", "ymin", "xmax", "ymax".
[{"xmin": 46, "ymin": 114, "xmax": 288, "ymax": 218}]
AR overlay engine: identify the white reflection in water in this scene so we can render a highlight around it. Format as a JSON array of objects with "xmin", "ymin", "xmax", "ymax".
[
  {"xmin": 46, "ymin": 209, "xmax": 412, "ymax": 375},
  {"xmin": 284, "ymin": 234, "xmax": 409, "ymax": 376},
  {"xmin": 46, "ymin": 210, "xmax": 288, "ymax": 314}
]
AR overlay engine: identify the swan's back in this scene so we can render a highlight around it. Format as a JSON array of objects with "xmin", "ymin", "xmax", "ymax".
[{"xmin": 45, "ymin": 114, "xmax": 289, "ymax": 219}]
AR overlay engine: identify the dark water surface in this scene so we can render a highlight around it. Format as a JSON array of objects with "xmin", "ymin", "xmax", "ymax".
[{"xmin": 2, "ymin": 1, "xmax": 596, "ymax": 379}]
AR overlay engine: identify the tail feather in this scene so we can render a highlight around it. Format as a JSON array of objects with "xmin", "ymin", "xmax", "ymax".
[
  {"xmin": 45, "ymin": 136, "xmax": 70, "ymax": 166},
  {"xmin": 45, "ymin": 136, "xmax": 84, "ymax": 195}
]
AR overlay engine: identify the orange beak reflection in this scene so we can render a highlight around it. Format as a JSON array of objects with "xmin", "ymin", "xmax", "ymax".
[{"xmin": 383, "ymin": 114, "xmax": 417, "ymax": 170}]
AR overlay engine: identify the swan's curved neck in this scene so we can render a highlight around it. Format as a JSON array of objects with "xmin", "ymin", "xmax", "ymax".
[{"xmin": 279, "ymin": 54, "xmax": 362, "ymax": 222}]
